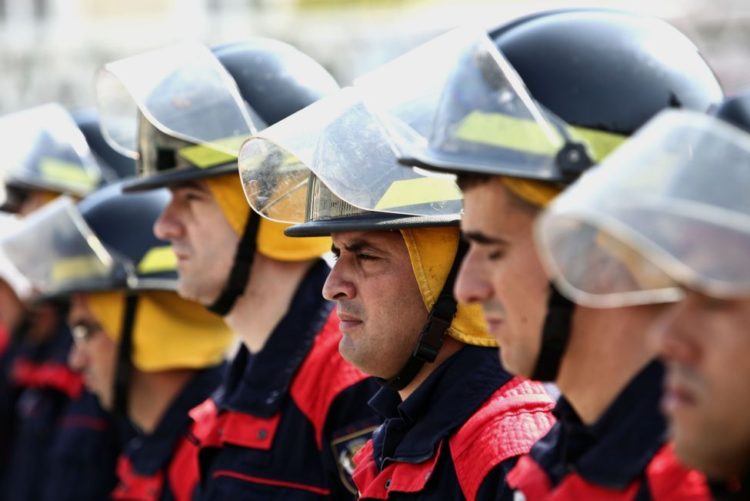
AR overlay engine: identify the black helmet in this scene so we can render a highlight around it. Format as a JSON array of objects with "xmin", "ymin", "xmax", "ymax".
[
  {"xmin": 95, "ymin": 39, "xmax": 339, "ymax": 316},
  {"xmin": 72, "ymin": 108, "xmax": 136, "ymax": 181},
  {"xmin": 352, "ymin": 9, "xmax": 724, "ymax": 383},
  {"xmin": 237, "ymin": 87, "xmax": 494, "ymax": 391},
  {"xmin": 712, "ymin": 91, "xmax": 750, "ymax": 132},
  {"xmin": 1, "ymin": 181, "xmax": 176, "ymax": 297},
  {"xmin": 95, "ymin": 38, "xmax": 339, "ymax": 193},
  {"xmin": 356, "ymin": 9, "xmax": 723, "ymax": 184},
  {"xmin": 0, "ymin": 103, "xmax": 108, "ymax": 213}
]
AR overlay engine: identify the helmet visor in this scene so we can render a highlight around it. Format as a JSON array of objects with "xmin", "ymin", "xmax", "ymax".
[
  {"xmin": 536, "ymin": 109, "xmax": 750, "ymax": 307},
  {"xmin": 354, "ymin": 27, "xmax": 622, "ymax": 180},
  {"xmin": 0, "ymin": 103, "xmax": 102, "ymax": 196},
  {"xmin": 96, "ymin": 42, "xmax": 263, "ymax": 172},
  {"xmin": 1, "ymin": 196, "xmax": 116, "ymax": 294},
  {"xmin": 238, "ymin": 87, "xmax": 462, "ymax": 224}
]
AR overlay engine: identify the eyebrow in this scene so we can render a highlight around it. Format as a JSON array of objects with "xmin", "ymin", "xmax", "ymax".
[
  {"xmin": 461, "ymin": 230, "xmax": 508, "ymax": 245},
  {"xmin": 331, "ymin": 238, "xmax": 384, "ymax": 255},
  {"xmin": 172, "ymin": 181, "xmax": 209, "ymax": 193}
]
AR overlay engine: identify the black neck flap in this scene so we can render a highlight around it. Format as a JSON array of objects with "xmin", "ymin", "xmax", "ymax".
[
  {"xmin": 530, "ymin": 282, "xmax": 575, "ymax": 382},
  {"xmin": 113, "ymin": 294, "xmax": 139, "ymax": 417},
  {"xmin": 207, "ymin": 211, "xmax": 260, "ymax": 316},
  {"xmin": 379, "ymin": 239, "xmax": 468, "ymax": 392}
]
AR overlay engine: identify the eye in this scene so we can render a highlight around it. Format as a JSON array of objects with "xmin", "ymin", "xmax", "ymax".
[
  {"xmin": 356, "ymin": 253, "xmax": 377, "ymax": 262},
  {"xmin": 487, "ymin": 248, "xmax": 506, "ymax": 261},
  {"xmin": 71, "ymin": 323, "xmax": 102, "ymax": 343}
]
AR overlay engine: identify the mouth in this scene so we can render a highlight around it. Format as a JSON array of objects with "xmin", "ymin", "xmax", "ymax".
[
  {"xmin": 337, "ymin": 312, "xmax": 363, "ymax": 333},
  {"xmin": 482, "ymin": 314, "xmax": 504, "ymax": 335},
  {"xmin": 662, "ymin": 378, "xmax": 698, "ymax": 416}
]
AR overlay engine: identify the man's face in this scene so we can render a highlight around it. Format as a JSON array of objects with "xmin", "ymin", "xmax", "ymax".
[
  {"xmin": 454, "ymin": 177, "xmax": 548, "ymax": 377},
  {"xmin": 651, "ymin": 291, "xmax": 750, "ymax": 479},
  {"xmin": 153, "ymin": 181, "xmax": 238, "ymax": 306},
  {"xmin": 67, "ymin": 294, "xmax": 118, "ymax": 410},
  {"xmin": 323, "ymin": 231, "xmax": 428, "ymax": 379}
]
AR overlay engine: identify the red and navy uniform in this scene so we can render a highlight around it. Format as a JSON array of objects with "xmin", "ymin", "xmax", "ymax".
[
  {"xmin": 0, "ymin": 321, "xmax": 23, "ymax": 490},
  {"xmin": 353, "ymin": 345, "xmax": 555, "ymax": 501},
  {"xmin": 2, "ymin": 320, "xmax": 85, "ymax": 500},
  {"xmin": 507, "ymin": 360, "xmax": 712, "ymax": 500},
  {"xmin": 709, "ymin": 472, "xmax": 750, "ymax": 500},
  {"xmin": 42, "ymin": 391, "xmax": 121, "ymax": 500},
  {"xmin": 112, "ymin": 363, "xmax": 225, "ymax": 501},
  {"xmin": 189, "ymin": 260, "xmax": 381, "ymax": 500}
]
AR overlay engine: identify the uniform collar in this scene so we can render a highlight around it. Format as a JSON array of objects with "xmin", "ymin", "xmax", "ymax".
[
  {"xmin": 532, "ymin": 359, "xmax": 666, "ymax": 489},
  {"xmin": 124, "ymin": 363, "xmax": 225, "ymax": 475},
  {"xmin": 370, "ymin": 345, "xmax": 510, "ymax": 467},
  {"xmin": 216, "ymin": 259, "xmax": 333, "ymax": 417}
]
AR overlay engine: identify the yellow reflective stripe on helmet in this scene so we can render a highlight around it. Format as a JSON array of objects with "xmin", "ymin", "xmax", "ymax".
[
  {"xmin": 177, "ymin": 135, "xmax": 248, "ymax": 169},
  {"xmin": 137, "ymin": 246, "xmax": 177, "ymax": 274},
  {"xmin": 455, "ymin": 111, "xmax": 563, "ymax": 156},
  {"xmin": 375, "ymin": 177, "xmax": 462, "ymax": 211},
  {"xmin": 39, "ymin": 158, "xmax": 99, "ymax": 191},
  {"xmin": 454, "ymin": 111, "xmax": 626, "ymax": 162},
  {"xmin": 51, "ymin": 256, "xmax": 109, "ymax": 283},
  {"xmin": 566, "ymin": 126, "xmax": 626, "ymax": 162}
]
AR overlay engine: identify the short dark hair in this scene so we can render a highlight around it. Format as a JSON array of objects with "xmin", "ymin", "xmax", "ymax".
[{"xmin": 457, "ymin": 173, "xmax": 541, "ymax": 215}]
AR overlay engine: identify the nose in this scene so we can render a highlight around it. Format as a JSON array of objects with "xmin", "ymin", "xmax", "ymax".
[
  {"xmin": 67, "ymin": 341, "xmax": 88, "ymax": 373},
  {"xmin": 322, "ymin": 260, "xmax": 356, "ymax": 301},
  {"xmin": 153, "ymin": 196, "xmax": 184, "ymax": 241},
  {"xmin": 454, "ymin": 246, "xmax": 493, "ymax": 305},
  {"xmin": 649, "ymin": 294, "xmax": 700, "ymax": 365}
]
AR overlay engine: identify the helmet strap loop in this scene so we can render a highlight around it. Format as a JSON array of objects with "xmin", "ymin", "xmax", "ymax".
[
  {"xmin": 113, "ymin": 294, "xmax": 139, "ymax": 417},
  {"xmin": 206, "ymin": 211, "xmax": 259, "ymax": 316},
  {"xmin": 530, "ymin": 282, "xmax": 575, "ymax": 382},
  {"xmin": 378, "ymin": 240, "xmax": 467, "ymax": 392}
]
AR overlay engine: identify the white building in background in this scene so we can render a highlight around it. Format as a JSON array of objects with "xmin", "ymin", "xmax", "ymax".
[{"xmin": 0, "ymin": 0, "xmax": 747, "ymax": 114}]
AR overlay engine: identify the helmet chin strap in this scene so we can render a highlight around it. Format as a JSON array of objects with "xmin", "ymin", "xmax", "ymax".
[
  {"xmin": 113, "ymin": 294, "xmax": 139, "ymax": 417},
  {"xmin": 378, "ymin": 240, "xmax": 468, "ymax": 392},
  {"xmin": 530, "ymin": 282, "xmax": 575, "ymax": 382},
  {"xmin": 206, "ymin": 212, "xmax": 260, "ymax": 316}
]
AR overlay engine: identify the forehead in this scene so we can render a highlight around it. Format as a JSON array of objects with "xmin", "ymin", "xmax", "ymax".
[
  {"xmin": 170, "ymin": 179, "xmax": 211, "ymax": 194},
  {"xmin": 461, "ymin": 178, "xmax": 535, "ymax": 235},
  {"xmin": 331, "ymin": 230, "xmax": 405, "ymax": 251},
  {"xmin": 69, "ymin": 293, "xmax": 96, "ymax": 321}
]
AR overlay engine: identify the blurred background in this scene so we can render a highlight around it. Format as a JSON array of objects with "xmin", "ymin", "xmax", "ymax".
[{"xmin": 0, "ymin": 0, "xmax": 747, "ymax": 113}]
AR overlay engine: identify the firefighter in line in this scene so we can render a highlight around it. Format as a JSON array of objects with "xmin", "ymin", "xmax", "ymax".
[
  {"xmin": 98, "ymin": 39, "xmax": 382, "ymax": 498},
  {"xmin": 0, "ymin": 103, "xmax": 123, "ymax": 500},
  {"xmin": 358, "ymin": 9, "xmax": 724, "ymax": 499},
  {"xmin": 237, "ymin": 85, "xmax": 555, "ymax": 499},
  {"xmin": 2, "ymin": 182, "xmax": 233, "ymax": 500},
  {"xmin": 533, "ymin": 91, "xmax": 750, "ymax": 499}
]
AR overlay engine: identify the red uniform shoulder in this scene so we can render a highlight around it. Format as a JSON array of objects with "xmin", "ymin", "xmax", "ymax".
[
  {"xmin": 450, "ymin": 377, "xmax": 556, "ymax": 501},
  {"xmin": 645, "ymin": 444, "xmax": 711, "ymax": 500},
  {"xmin": 290, "ymin": 310, "xmax": 371, "ymax": 448}
]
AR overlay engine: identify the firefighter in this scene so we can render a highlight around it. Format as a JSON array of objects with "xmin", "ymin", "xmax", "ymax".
[
  {"xmin": 98, "ymin": 39, "xmax": 382, "ymax": 499},
  {"xmin": 0, "ymin": 103, "xmax": 118, "ymax": 500},
  {"xmin": 2, "ymin": 181, "xmax": 233, "ymax": 499},
  {"xmin": 356, "ymin": 9, "xmax": 725, "ymax": 499},
  {"xmin": 237, "ymin": 86, "xmax": 555, "ymax": 499},
  {"xmin": 533, "ymin": 92, "xmax": 750, "ymax": 499}
]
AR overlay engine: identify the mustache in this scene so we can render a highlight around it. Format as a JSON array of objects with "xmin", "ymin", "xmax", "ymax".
[
  {"xmin": 336, "ymin": 301, "xmax": 365, "ymax": 320},
  {"xmin": 480, "ymin": 300, "xmax": 505, "ymax": 317},
  {"xmin": 664, "ymin": 361, "xmax": 703, "ymax": 389}
]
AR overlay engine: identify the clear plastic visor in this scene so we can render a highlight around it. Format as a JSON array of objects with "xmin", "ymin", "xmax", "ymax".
[
  {"xmin": 354, "ymin": 27, "xmax": 617, "ymax": 179},
  {"xmin": 536, "ymin": 109, "xmax": 750, "ymax": 306},
  {"xmin": 96, "ymin": 42, "xmax": 262, "ymax": 165},
  {"xmin": 1, "ymin": 196, "xmax": 115, "ymax": 294},
  {"xmin": 0, "ymin": 103, "xmax": 102, "ymax": 195},
  {"xmin": 238, "ymin": 87, "xmax": 462, "ymax": 224}
]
